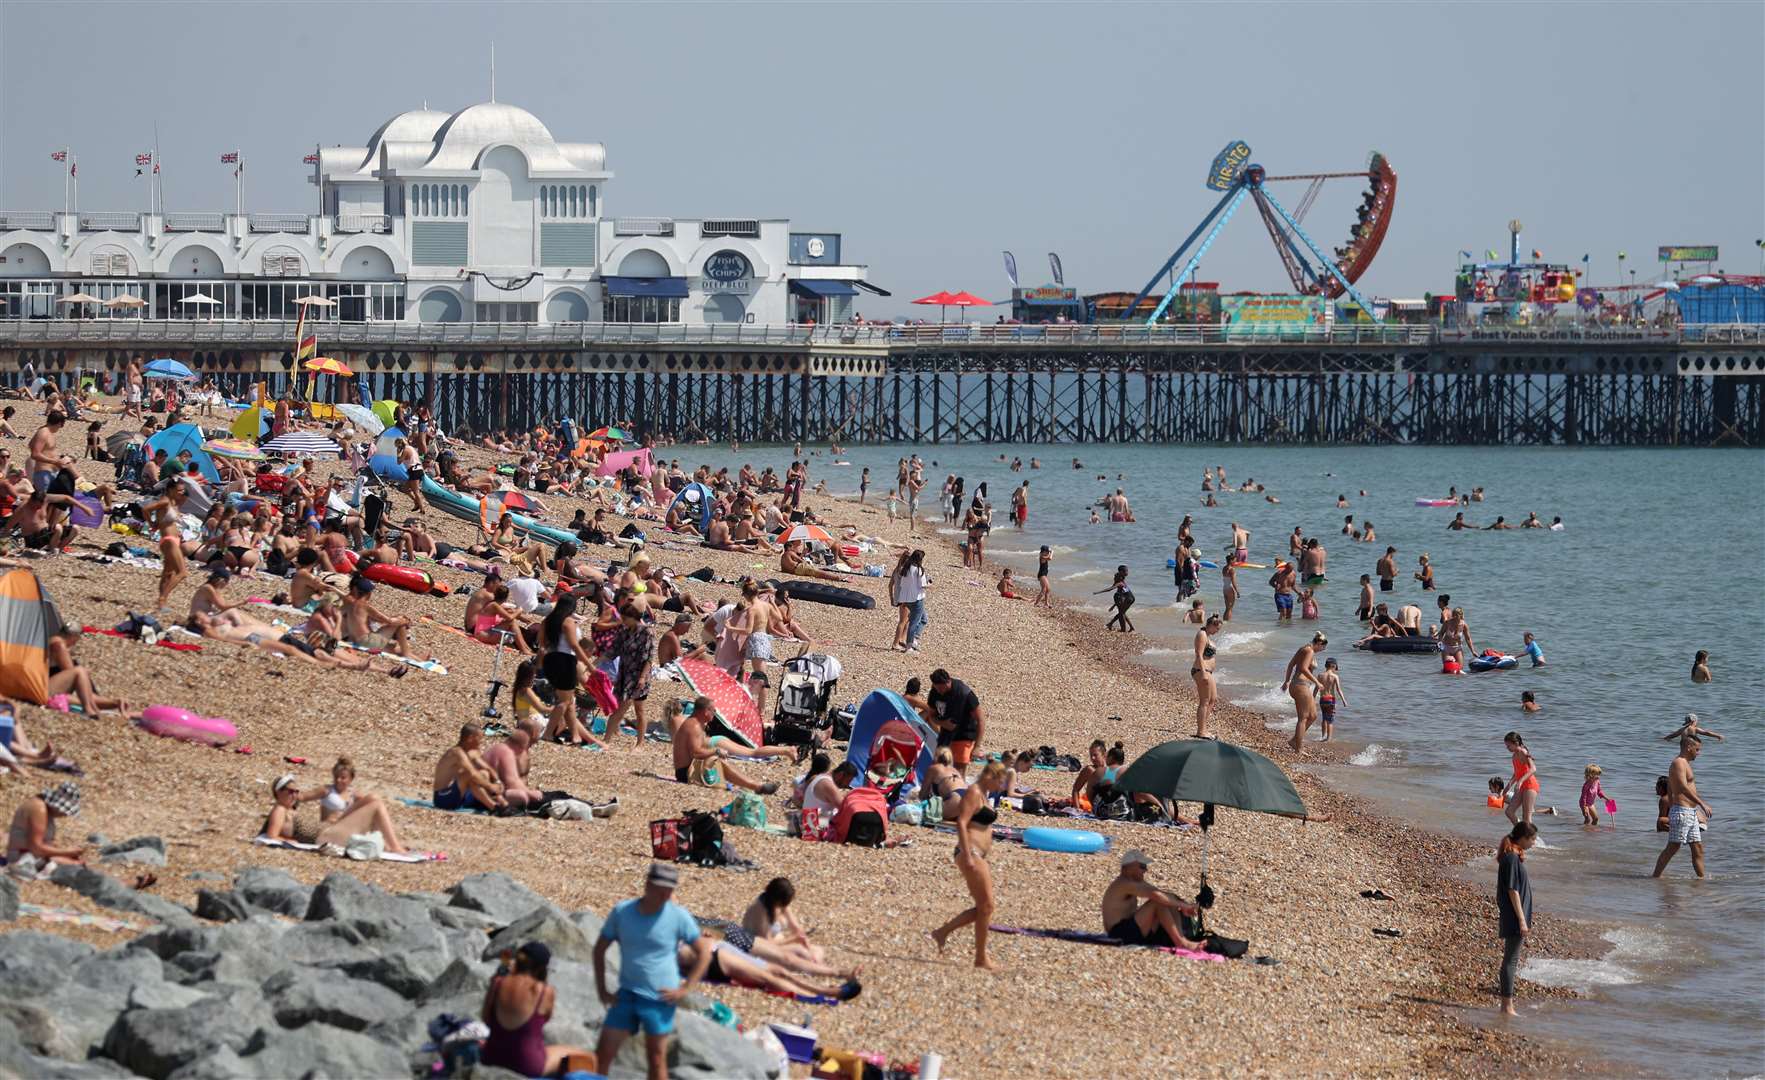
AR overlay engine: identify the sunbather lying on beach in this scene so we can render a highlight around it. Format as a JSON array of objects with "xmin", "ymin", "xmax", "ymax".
[
  {"xmin": 263, "ymin": 772, "xmax": 410, "ymax": 854},
  {"xmin": 738, "ymin": 877, "xmax": 854, "ymax": 975},
  {"xmin": 780, "ymin": 541, "xmax": 840, "ymax": 581},
  {"xmin": 688, "ymin": 940, "xmax": 858, "ymax": 1001}
]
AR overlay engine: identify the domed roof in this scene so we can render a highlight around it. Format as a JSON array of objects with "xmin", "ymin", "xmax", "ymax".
[
  {"xmin": 432, "ymin": 102, "xmax": 556, "ymax": 149},
  {"xmin": 365, "ymin": 107, "xmax": 451, "ymax": 150}
]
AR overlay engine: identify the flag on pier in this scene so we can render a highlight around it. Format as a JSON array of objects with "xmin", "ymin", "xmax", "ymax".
[
  {"xmin": 1002, "ymin": 251, "xmax": 1018, "ymax": 286},
  {"xmin": 50, "ymin": 150, "xmax": 66, "ymax": 162},
  {"xmin": 135, "ymin": 152, "xmax": 152, "ymax": 176}
]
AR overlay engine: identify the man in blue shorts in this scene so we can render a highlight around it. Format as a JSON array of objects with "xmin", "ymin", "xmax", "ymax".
[{"xmin": 594, "ymin": 862, "xmax": 711, "ymax": 1079}]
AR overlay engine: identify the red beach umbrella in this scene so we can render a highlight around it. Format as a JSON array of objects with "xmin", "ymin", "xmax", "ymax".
[
  {"xmin": 675, "ymin": 657, "xmax": 762, "ymax": 748},
  {"xmin": 945, "ymin": 291, "xmax": 992, "ymax": 308},
  {"xmin": 493, "ymin": 489, "xmax": 537, "ymax": 512}
]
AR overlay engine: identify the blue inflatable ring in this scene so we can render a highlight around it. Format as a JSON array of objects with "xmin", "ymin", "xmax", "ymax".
[{"xmin": 1022, "ymin": 826, "xmax": 1107, "ymax": 854}]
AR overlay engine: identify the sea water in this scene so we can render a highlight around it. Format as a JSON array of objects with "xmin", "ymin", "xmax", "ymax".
[{"xmin": 676, "ymin": 441, "xmax": 1765, "ymax": 1077}]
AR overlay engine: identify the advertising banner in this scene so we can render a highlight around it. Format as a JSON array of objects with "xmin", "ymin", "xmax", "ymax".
[
  {"xmin": 1206, "ymin": 140, "xmax": 1252, "ymax": 191},
  {"xmin": 1221, "ymin": 294, "xmax": 1326, "ymax": 334},
  {"xmin": 1658, "ymin": 246, "xmax": 1718, "ymax": 262}
]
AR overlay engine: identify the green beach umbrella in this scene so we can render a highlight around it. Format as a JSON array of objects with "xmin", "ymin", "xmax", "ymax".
[{"xmin": 1117, "ymin": 738, "xmax": 1308, "ymax": 910}]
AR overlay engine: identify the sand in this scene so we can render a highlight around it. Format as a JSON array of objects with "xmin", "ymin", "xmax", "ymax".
[{"xmin": 0, "ymin": 395, "xmax": 1598, "ymax": 1077}]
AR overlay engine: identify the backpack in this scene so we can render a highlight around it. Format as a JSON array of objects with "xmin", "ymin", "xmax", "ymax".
[
  {"xmin": 116, "ymin": 441, "xmax": 147, "ymax": 485},
  {"xmin": 1092, "ymin": 784, "xmax": 1131, "ymax": 821},
  {"xmin": 831, "ymin": 705, "xmax": 856, "ymax": 743},
  {"xmin": 723, "ymin": 791, "xmax": 768, "ymax": 831},
  {"xmin": 682, "ymin": 810, "xmax": 726, "ymax": 865}
]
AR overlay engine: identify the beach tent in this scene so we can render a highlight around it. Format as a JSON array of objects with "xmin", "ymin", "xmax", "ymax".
[
  {"xmin": 843, "ymin": 689, "xmax": 938, "ymax": 791},
  {"xmin": 666, "ymin": 482, "xmax": 714, "ymax": 534},
  {"xmin": 0, "ymin": 568, "xmax": 65, "ymax": 704},
  {"xmin": 367, "ymin": 453, "xmax": 409, "ymax": 482},
  {"xmin": 371, "ymin": 400, "xmax": 399, "ymax": 429},
  {"xmin": 147, "ymin": 422, "xmax": 219, "ymax": 482},
  {"xmin": 375, "ymin": 426, "xmax": 406, "ymax": 458},
  {"xmin": 231, "ymin": 406, "xmax": 270, "ymax": 441},
  {"xmin": 595, "ymin": 446, "xmax": 653, "ymax": 478}
]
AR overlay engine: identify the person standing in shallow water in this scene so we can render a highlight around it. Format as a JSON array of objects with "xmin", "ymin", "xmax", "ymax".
[
  {"xmin": 1495, "ymin": 821, "xmax": 1538, "ymax": 1017},
  {"xmin": 1653, "ymin": 737, "xmax": 1715, "ymax": 879}
]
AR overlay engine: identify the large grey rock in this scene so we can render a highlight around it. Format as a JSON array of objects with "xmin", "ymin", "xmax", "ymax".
[
  {"xmin": 72, "ymin": 947, "xmax": 167, "ymax": 994},
  {"xmin": 127, "ymin": 923, "xmax": 218, "ymax": 961},
  {"xmin": 668, "ymin": 1010, "xmax": 780, "ymax": 1079},
  {"xmin": 161, "ymin": 919, "xmax": 292, "ymax": 987},
  {"xmin": 430, "ymin": 905, "xmax": 505, "ymax": 933},
  {"xmin": 126, "ymin": 981, "xmax": 210, "ymax": 1011},
  {"xmin": 0, "ymin": 999, "xmax": 87, "ymax": 1061},
  {"xmin": 166, "ymin": 1022, "xmax": 412, "ymax": 1080},
  {"xmin": 261, "ymin": 967, "xmax": 411, "ymax": 1033},
  {"xmin": 99, "ymin": 996, "xmax": 263, "ymax": 1079},
  {"xmin": 0, "ymin": 1039, "xmax": 133, "ymax": 1080},
  {"xmin": 569, "ymin": 908, "xmax": 607, "ymax": 941},
  {"xmin": 546, "ymin": 958, "xmax": 611, "ymax": 1029},
  {"xmin": 305, "ymin": 872, "xmax": 429, "ymax": 935},
  {"xmin": 446, "ymin": 872, "xmax": 557, "ymax": 924},
  {"xmin": 0, "ymin": 873, "xmax": 18, "ymax": 920},
  {"xmin": 193, "ymin": 888, "xmax": 256, "ymax": 923},
  {"xmin": 48, "ymin": 865, "xmax": 197, "ymax": 928},
  {"xmin": 286, "ymin": 916, "xmax": 454, "ymax": 997},
  {"xmin": 482, "ymin": 907, "xmax": 597, "ymax": 965},
  {"xmin": 233, "ymin": 866, "xmax": 311, "ymax": 918},
  {"xmin": 98, "ymin": 835, "xmax": 167, "ymax": 867},
  {"xmin": 418, "ymin": 956, "xmax": 497, "ymax": 1004},
  {"xmin": 0, "ymin": 931, "xmax": 94, "ymax": 995},
  {"xmin": 361, "ymin": 987, "xmax": 481, "ymax": 1060}
]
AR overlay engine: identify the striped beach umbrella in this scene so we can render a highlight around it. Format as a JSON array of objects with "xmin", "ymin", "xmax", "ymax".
[
  {"xmin": 303, "ymin": 356, "xmax": 354, "ymax": 376},
  {"xmin": 777, "ymin": 523, "xmax": 836, "ymax": 546},
  {"xmin": 204, "ymin": 438, "xmax": 264, "ymax": 461},
  {"xmin": 261, "ymin": 431, "xmax": 341, "ymax": 457},
  {"xmin": 587, "ymin": 426, "xmax": 629, "ymax": 442}
]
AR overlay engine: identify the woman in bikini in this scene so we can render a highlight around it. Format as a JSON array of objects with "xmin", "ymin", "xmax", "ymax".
[
  {"xmin": 1283, "ymin": 633, "xmax": 1327, "ymax": 754},
  {"xmin": 146, "ymin": 494, "xmax": 188, "ymax": 613},
  {"xmin": 1220, "ymin": 560, "xmax": 1238, "ymax": 622},
  {"xmin": 736, "ymin": 877, "xmax": 860, "ymax": 979},
  {"xmin": 930, "ymin": 761, "xmax": 1010, "ymax": 969},
  {"xmin": 1192, "ymin": 614, "xmax": 1222, "ymax": 739},
  {"xmin": 261, "ymin": 773, "xmax": 410, "ymax": 854},
  {"xmin": 1502, "ymin": 731, "xmax": 1541, "ymax": 826},
  {"xmin": 1096, "ymin": 565, "xmax": 1135, "ymax": 633},
  {"xmin": 1070, "ymin": 739, "xmax": 1110, "ymax": 811},
  {"xmin": 921, "ymin": 747, "xmax": 969, "ymax": 820}
]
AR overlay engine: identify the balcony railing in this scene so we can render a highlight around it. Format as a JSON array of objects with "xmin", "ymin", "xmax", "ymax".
[
  {"xmin": 164, "ymin": 212, "xmax": 226, "ymax": 232},
  {"xmin": 77, "ymin": 212, "xmax": 142, "ymax": 231},
  {"xmin": 0, "ymin": 211, "xmax": 55, "ymax": 230},
  {"xmin": 612, "ymin": 217, "xmax": 673, "ymax": 237},
  {"xmin": 247, "ymin": 213, "xmax": 310, "ymax": 233},
  {"xmin": 335, "ymin": 214, "xmax": 391, "ymax": 234}
]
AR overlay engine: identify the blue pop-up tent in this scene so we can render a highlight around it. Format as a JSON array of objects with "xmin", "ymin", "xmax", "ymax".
[
  {"xmin": 146, "ymin": 422, "xmax": 219, "ymax": 482},
  {"xmin": 844, "ymin": 689, "xmax": 938, "ymax": 791},
  {"xmin": 667, "ymin": 482, "xmax": 714, "ymax": 534}
]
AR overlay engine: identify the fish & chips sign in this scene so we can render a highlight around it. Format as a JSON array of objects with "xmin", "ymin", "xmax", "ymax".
[{"xmin": 700, "ymin": 250, "xmax": 752, "ymax": 294}]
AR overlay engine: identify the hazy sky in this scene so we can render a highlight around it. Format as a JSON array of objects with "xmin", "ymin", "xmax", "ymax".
[{"xmin": 2, "ymin": 2, "xmax": 1760, "ymax": 315}]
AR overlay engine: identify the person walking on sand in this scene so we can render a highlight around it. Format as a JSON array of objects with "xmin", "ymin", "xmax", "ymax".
[
  {"xmin": 1653, "ymin": 737, "xmax": 1715, "ymax": 879},
  {"xmin": 1495, "ymin": 821, "xmax": 1538, "ymax": 1017},
  {"xmin": 889, "ymin": 548, "xmax": 929, "ymax": 652},
  {"xmin": 1191, "ymin": 614, "xmax": 1221, "ymax": 739},
  {"xmin": 593, "ymin": 863, "xmax": 712, "ymax": 1080},
  {"xmin": 1282, "ymin": 633, "xmax": 1326, "ymax": 753},
  {"xmin": 930, "ymin": 761, "xmax": 1011, "ymax": 970},
  {"xmin": 1033, "ymin": 545, "xmax": 1052, "ymax": 608}
]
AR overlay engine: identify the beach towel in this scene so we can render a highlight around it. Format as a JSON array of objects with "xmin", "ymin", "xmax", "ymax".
[
  {"xmin": 17, "ymin": 903, "xmax": 144, "ymax": 933},
  {"xmin": 703, "ymin": 974, "xmax": 843, "ymax": 1007},
  {"xmin": 988, "ymin": 925, "xmax": 1225, "ymax": 961},
  {"xmin": 83, "ymin": 626, "xmax": 202, "ymax": 652},
  {"xmin": 398, "ymin": 797, "xmax": 489, "ymax": 816},
  {"xmin": 250, "ymin": 836, "xmax": 446, "ymax": 862},
  {"xmin": 337, "ymin": 642, "xmax": 448, "ymax": 675}
]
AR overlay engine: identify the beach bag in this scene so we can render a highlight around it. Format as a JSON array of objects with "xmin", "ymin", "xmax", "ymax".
[
  {"xmin": 1204, "ymin": 935, "xmax": 1250, "ymax": 959},
  {"xmin": 890, "ymin": 802, "xmax": 923, "ymax": 827},
  {"xmin": 921, "ymin": 794, "xmax": 944, "ymax": 823},
  {"xmin": 797, "ymin": 808, "xmax": 823, "ymax": 842},
  {"xmin": 649, "ymin": 818, "xmax": 681, "ymax": 861},
  {"xmin": 724, "ymin": 791, "xmax": 768, "ymax": 831},
  {"xmin": 831, "ymin": 705, "xmax": 856, "ymax": 743},
  {"xmin": 345, "ymin": 831, "xmax": 386, "ymax": 861},
  {"xmin": 843, "ymin": 811, "xmax": 885, "ymax": 849},
  {"xmin": 1020, "ymin": 791, "xmax": 1046, "ymax": 816}
]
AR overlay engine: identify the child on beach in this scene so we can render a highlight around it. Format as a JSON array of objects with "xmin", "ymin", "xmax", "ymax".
[
  {"xmin": 1655, "ymin": 776, "xmax": 1672, "ymax": 831},
  {"xmin": 1580, "ymin": 765, "xmax": 1608, "ymax": 826},
  {"xmin": 859, "ymin": 467, "xmax": 869, "ymax": 503},
  {"xmin": 1318, "ymin": 658, "xmax": 1345, "ymax": 741},
  {"xmin": 1522, "ymin": 632, "xmax": 1545, "ymax": 666},
  {"xmin": 1033, "ymin": 545, "xmax": 1051, "ymax": 608},
  {"xmin": 1487, "ymin": 778, "xmax": 1508, "ymax": 809},
  {"xmin": 1184, "ymin": 598, "xmax": 1206, "ymax": 624},
  {"xmin": 996, "ymin": 568, "xmax": 1024, "ymax": 600},
  {"xmin": 1299, "ymin": 587, "xmax": 1319, "ymax": 621}
]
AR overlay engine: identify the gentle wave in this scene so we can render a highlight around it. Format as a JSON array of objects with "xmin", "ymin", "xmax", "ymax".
[
  {"xmin": 1237, "ymin": 687, "xmax": 1293, "ymax": 712},
  {"xmin": 991, "ymin": 544, "xmax": 1077, "ymax": 557},
  {"xmin": 1061, "ymin": 569, "xmax": 1103, "ymax": 581},
  {"xmin": 1214, "ymin": 630, "xmax": 1275, "ymax": 651},
  {"xmin": 1348, "ymin": 743, "xmax": 1400, "ymax": 766},
  {"xmin": 1519, "ymin": 927, "xmax": 1674, "ymax": 991},
  {"xmin": 1141, "ymin": 647, "xmax": 1180, "ymax": 657}
]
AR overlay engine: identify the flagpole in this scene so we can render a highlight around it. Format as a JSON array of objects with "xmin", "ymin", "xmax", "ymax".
[
  {"xmin": 62, "ymin": 147, "xmax": 69, "ymax": 217},
  {"xmin": 153, "ymin": 122, "xmax": 162, "ymax": 215},
  {"xmin": 235, "ymin": 153, "xmax": 244, "ymax": 218}
]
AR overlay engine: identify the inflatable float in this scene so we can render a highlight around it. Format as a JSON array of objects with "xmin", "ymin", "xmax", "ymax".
[
  {"xmin": 361, "ymin": 561, "xmax": 450, "ymax": 596},
  {"xmin": 1415, "ymin": 498, "xmax": 1456, "ymax": 507},
  {"xmin": 419, "ymin": 475, "xmax": 575, "ymax": 549},
  {"xmin": 1468, "ymin": 651, "xmax": 1518, "ymax": 672},
  {"xmin": 769, "ymin": 579, "xmax": 875, "ymax": 610},
  {"xmin": 1166, "ymin": 558, "xmax": 1222, "ymax": 570},
  {"xmin": 1022, "ymin": 826, "xmax": 1107, "ymax": 854},
  {"xmin": 136, "ymin": 706, "xmax": 236, "ymax": 747},
  {"xmin": 1354, "ymin": 636, "xmax": 1439, "ymax": 654}
]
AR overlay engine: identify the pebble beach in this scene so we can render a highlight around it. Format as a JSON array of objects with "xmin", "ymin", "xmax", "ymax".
[{"xmin": 0, "ymin": 397, "xmax": 1606, "ymax": 1078}]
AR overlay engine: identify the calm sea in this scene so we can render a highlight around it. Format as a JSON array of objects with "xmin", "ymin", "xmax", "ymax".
[{"xmin": 677, "ymin": 440, "xmax": 1764, "ymax": 1079}]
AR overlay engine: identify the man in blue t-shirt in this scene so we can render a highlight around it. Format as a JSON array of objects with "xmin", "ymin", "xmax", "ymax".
[{"xmin": 594, "ymin": 862, "xmax": 711, "ymax": 1079}]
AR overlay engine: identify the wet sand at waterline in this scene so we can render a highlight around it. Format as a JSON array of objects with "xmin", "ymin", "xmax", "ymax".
[{"xmin": 0, "ymin": 402, "xmax": 1597, "ymax": 1077}]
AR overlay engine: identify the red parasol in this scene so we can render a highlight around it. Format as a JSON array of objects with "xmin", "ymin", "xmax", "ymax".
[
  {"xmin": 493, "ymin": 489, "xmax": 537, "ymax": 511},
  {"xmin": 675, "ymin": 657, "xmax": 762, "ymax": 747},
  {"xmin": 945, "ymin": 291, "xmax": 992, "ymax": 307}
]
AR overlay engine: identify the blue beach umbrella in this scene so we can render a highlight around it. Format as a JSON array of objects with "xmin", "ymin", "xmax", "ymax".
[
  {"xmin": 143, "ymin": 358, "xmax": 194, "ymax": 381},
  {"xmin": 146, "ymin": 422, "xmax": 219, "ymax": 482}
]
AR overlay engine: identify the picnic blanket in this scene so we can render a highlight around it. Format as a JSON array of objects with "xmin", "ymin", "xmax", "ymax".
[
  {"xmin": 251, "ymin": 836, "xmax": 445, "ymax": 862},
  {"xmin": 17, "ymin": 903, "xmax": 144, "ymax": 933},
  {"xmin": 988, "ymin": 925, "xmax": 1224, "ymax": 961},
  {"xmin": 337, "ymin": 642, "xmax": 449, "ymax": 675}
]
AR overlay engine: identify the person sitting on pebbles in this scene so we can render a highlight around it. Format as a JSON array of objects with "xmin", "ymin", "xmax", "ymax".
[
  {"xmin": 341, "ymin": 575, "xmax": 427, "ymax": 661},
  {"xmin": 1101, "ymin": 849, "xmax": 1204, "ymax": 949},
  {"xmin": 433, "ymin": 723, "xmax": 509, "ymax": 813},
  {"xmin": 4, "ymin": 781, "xmax": 88, "ymax": 871},
  {"xmin": 262, "ymin": 772, "xmax": 411, "ymax": 854},
  {"xmin": 669, "ymin": 697, "xmax": 780, "ymax": 796}
]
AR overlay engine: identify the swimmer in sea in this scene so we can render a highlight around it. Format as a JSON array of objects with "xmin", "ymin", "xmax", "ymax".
[
  {"xmin": 1549, "ymin": 516, "xmax": 1564, "ymax": 531},
  {"xmin": 1521, "ymin": 691, "xmax": 1540, "ymax": 713},
  {"xmin": 1088, "ymin": 508, "xmax": 1100, "ymax": 525},
  {"xmin": 1663, "ymin": 712, "xmax": 1723, "ymax": 743},
  {"xmin": 1521, "ymin": 512, "xmax": 1543, "ymax": 528},
  {"xmin": 1376, "ymin": 547, "xmax": 1398, "ymax": 593},
  {"xmin": 1220, "ymin": 560, "xmax": 1237, "ymax": 622},
  {"xmin": 1414, "ymin": 553, "xmax": 1434, "ymax": 590},
  {"xmin": 1484, "ymin": 516, "xmax": 1515, "ymax": 530},
  {"xmin": 1522, "ymin": 632, "xmax": 1544, "ymax": 666},
  {"xmin": 1447, "ymin": 513, "xmax": 1472, "ymax": 531},
  {"xmin": 1356, "ymin": 574, "xmax": 1375, "ymax": 621},
  {"xmin": 1691, "ymin": 650, "xmax": 1712, "ymax": 683}
]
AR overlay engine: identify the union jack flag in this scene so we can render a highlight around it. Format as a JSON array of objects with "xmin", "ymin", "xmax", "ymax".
[
  {"xmin": 303, "ymin": 152, "xmax": 319, "ymax": 164},
  {"xmin": 50, "ymin": 150, "xmax": 67, "ymax": 162},
  {"xmin": 219, "ymin": 151, "xmax": 239, "ymax": 163},
  {"xmin": 135, "ymin": 153, "xmax": 152, "ymax": 165}
]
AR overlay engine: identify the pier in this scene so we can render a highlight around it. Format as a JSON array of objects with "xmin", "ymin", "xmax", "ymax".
[{"xmin": 2, "ymin": 320, "xmax": 1759, "ymax": 446}]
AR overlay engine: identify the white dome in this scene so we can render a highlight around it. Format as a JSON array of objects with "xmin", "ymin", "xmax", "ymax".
[
  {"xmin": 433, "ymin": 102, "xmax": 555, "ymax": 148},
  {"xmin": 366, "ymin": 108, "xmax": 451, "ymax": 149}
]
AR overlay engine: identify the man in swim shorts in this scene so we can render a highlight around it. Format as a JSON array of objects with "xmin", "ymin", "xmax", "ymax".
[
  {"xmin": 1101, "ymin": 849, "xmax": 1202, "ymax": 949},
  {"xmin": 1376, "ymin": 546, "xmax": 1398, "ymax": 592},
  {"xmin": 1231, "ymin": 522, "xmax": 1249, "ymax": 564},
  {"xmin": 593, "ymin": 863, "xmax": 711, "ymax": 1080},
  {"xmin": 1271, "ymin": 562, "xmax": 1297, "ymax": 621},
  {"xmin": 1653, "ymin": 737, "xmax": 1714, "ymax": 879},
  {"xmin": 433, "ymin": 723, "xmax": 507, "ymax": 812},
  {"xmin": 670, "ymin": 697, "xmax": 779, "ymax": 795}
]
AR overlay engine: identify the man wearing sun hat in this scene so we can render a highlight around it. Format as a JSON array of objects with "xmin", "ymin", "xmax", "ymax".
[
  {"xmin": 593, "ymin": 862, "xmax": 711, "ymax": 1080},
  {"xmin": 1100, "ymin": 848, "xmax": 1203, "ymax": 950},
  {"xmin": 4, "ymin": 781, "xmax": 85, "ymax": 871}
]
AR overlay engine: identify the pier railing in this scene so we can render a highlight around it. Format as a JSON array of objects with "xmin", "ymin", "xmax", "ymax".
[{"xmin": 0, "ymin": 319, "xmax": 1759, "ymax": 350}]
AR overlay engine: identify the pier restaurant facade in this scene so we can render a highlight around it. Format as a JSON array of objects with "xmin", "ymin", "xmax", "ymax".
[{"xmin": 0, "ymin": 101, "xmax": 877, "ymax": 327}]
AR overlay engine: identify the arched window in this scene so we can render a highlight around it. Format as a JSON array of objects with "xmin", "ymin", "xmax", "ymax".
[
  {"xmin": 588, "ymin": 185, "xmax": 597, "ymax": 217},
  {"xmin": 544, "ymin": 186, "xmax": 554, "ymax": 216},
  {"xmin": 460, "ymin": 186, "xmax": 468, "ymax": 214},
  {"xmin": 566, "ymin": 186, "xmax": 576, "ymax": 218},
  {"xmin": 452, "ymin": 185, "xmax": 460, "ymax": 216}
]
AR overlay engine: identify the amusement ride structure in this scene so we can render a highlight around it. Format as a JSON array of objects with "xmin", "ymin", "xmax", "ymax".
[{"xmin": 1125, "ymin": 142, "xmax": 1398, "ymax": 323}]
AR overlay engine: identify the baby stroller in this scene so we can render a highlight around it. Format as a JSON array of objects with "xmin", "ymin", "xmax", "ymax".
[{"xmin": 769, "ymin": 652, "xmax": 842, "ymax": 746}]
